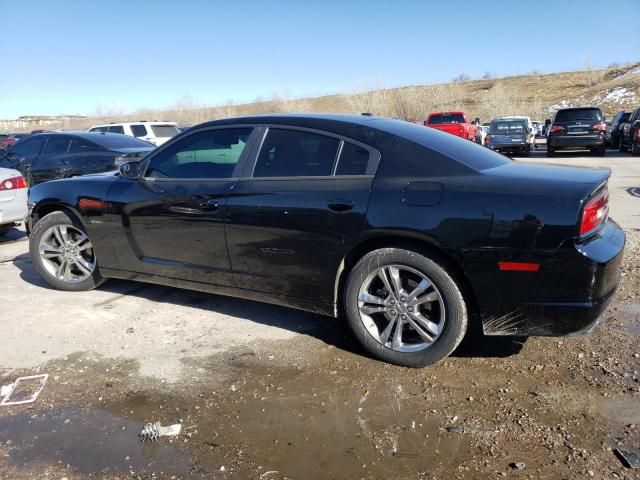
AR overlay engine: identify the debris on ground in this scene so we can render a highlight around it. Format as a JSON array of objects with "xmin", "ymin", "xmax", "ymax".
[
  {"xmin": 0, "ymin": 374, "xmax": 48, "ymax": 406},
  {"xmin": 615, "ymin": 447, "xmax": 640, "ymax": 469},
  {"xmin": 139, "ymin": 421, "xmax": 182, "ymax": 442},
  {"xmin": 510, "ymin": 462, "xmax": 526, "ymax": 470}
]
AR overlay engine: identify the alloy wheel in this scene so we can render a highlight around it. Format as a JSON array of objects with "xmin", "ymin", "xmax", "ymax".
[
  {"xmin": 38, "ymin": 225, "xmax": 96, "ymax": 283},
  {"xmin": 357, "ymin": 264, "xmax": 445, "ymax": 353}
]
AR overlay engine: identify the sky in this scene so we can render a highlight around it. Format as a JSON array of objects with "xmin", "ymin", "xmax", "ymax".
[{"xmin": 0, "ymin": 0, "xmax": 638, "ymax": 118}]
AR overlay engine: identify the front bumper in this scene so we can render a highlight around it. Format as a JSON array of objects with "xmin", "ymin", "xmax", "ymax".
[
  {"xmin": 469, "ymin": 219, "xmax": 625, "ymax": 336},
  {"xmin": 548, "ymin": 134, "xmax": 604, "ymax": 149}
]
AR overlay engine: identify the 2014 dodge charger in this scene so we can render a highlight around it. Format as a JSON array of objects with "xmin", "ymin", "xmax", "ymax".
[{"xmin": 26, "ymin": 114, "xmax": 625, "ymax": 366}]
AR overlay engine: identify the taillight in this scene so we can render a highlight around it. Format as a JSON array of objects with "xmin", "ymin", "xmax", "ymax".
[
  {"xmin": 485, "ymin": 135, "xmax": 492, "ymax": 143},
  {"xmin": 635, "ymin": 128, "xmax": 640, "ymax": 140},
  {"xmin": 580, "ymin": 187, "xmax": 609, "ymax": 236},
  {"xmin": 592, "ymin": 122, "xmax": 606, "ymax": 132},
  {"xmin": 550, "ymin": 125, "xmax": 565, "ymax": 134},
  {"xmin": 0, "ymin": 176, "xmax": 28, "ymax": 191}
]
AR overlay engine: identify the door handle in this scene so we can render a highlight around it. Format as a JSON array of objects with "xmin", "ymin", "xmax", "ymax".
[
  {"xmin": 199, "ymin": 199, "xmax": 220, "ymax": 211},
  {"xmin": 327, "ymin": 200, "xmax": 354, "ymax": 212}
]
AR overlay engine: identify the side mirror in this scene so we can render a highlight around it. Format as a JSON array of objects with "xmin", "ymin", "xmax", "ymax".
[{"xmin": 118, "ymin": 160, "xmax": 141, "ymax": 180}]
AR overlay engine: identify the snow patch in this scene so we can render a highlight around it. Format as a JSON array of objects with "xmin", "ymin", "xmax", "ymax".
[
  {"xmin": 592, "ymin": 87, "xmax": 637, "ymax": 105},
  {"xmin": 616, "ymin": 65, "xmax": 640, "ymax": 79}
]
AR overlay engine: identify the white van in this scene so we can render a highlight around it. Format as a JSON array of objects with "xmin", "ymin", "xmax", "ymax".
[{"xmin": 88, "ymin": 121, "xmax": 180, "ymax": 146}]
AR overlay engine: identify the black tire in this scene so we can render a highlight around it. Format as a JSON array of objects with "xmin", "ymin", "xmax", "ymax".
[
  {"xmin": 591, "ymin": 146, "xmax": 606, "ymax": 157},
  {"xmin": 29, "ymin": 210, "xmax": 104, "ymax": 291},
  {"xmin": 546, "ymin": 147, "xmax": 555, "ymax": 157},
  {"xmin": 343, "ymin": 248, "xmax": 468, "ymax": 367},
  {"xmin": 0, "ymin": 225, "xmax": 11, "ymax": 237},
  {"xmin": 521, "ymin": 145, "xmax": 530, "ymax": 157},
  {"xmin": 620, "ymin": 139, "xmax": 628, "ymax": 153},
  {"xmin": 632, "ymin": 141, "xmax": 640, "ymax": 157}
]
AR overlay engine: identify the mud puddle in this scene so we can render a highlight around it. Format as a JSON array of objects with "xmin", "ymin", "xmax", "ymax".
[{"xmin": 0, "ymin": 406, "xmax": 190, "ymax": 475}]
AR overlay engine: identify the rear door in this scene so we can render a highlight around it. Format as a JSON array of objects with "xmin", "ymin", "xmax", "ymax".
[
  {"xmin": 30, "ymin": 135, "xmax": 71, "ymax": 184},
  {"xmin": 225, "ymin": 126, "xmax": 379, "ymax": 305},
  {"xmin": 108, "ymin": 126, "xmax": 257, "ymax": 285}
]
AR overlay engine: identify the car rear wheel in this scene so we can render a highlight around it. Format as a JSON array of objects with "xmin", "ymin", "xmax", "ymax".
[
  {"xmin": 29, "ymin": 211, "xmax": 104, "ymax": 291},
  {"xmin": 344, "ymin": 248, "xmax": 468, "ymax": 367},
  {"xmin": 620, "ymin": 140, "xmax": 628, "ymax": 153},
  {"xmin": 590, "ymin": 146, "xmax": 606, "ymax": 157},
  {"xmin": 632, "ymin": 141, "xmax": 640, "ymax": 157},
  {"xmin": 546, "ymin": 147, "xmax": 555, "ymax": 157},
  {"xmin": 0, "ymin": 225, "xmax": 11, "ymax": 237}
]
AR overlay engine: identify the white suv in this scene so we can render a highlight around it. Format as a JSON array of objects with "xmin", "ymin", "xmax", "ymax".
[{"xmin": 88, "ymin": 122, "xmax": 180, "ymax": 146}]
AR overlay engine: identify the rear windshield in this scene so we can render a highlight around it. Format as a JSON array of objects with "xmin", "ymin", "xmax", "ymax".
[
  {"xmin": 554, "ymin": 108, "xmax": 602, "ymax": 123},
  {"xmin": 427, "ymin": 113, "xmax": 465, "ymax": 124},
  {"xmin": 151, "ymin": 125, "xmax": 180, "ymax": 138},
  {"xmin": 91, "ymin": 134, "xmax": 153, "ymax": 149},
  {"xmin": 619, "ymin": 113, "xmax": 631, "ymax": 122},
  {"xmin": 489, "ymin": 121, "xmax": 527, "ymax": 134}
]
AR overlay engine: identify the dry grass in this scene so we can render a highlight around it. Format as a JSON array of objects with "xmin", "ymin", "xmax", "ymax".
[{"xmin": 7, "ymin": 63, "xmax": 640, "ymax": 132}]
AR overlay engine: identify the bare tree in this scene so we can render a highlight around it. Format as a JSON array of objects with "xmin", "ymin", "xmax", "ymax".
[
  {"xmin": 344, "ymin": 79, "xmax": 390, "ymax": 116},
  {"xmin": 452, "ymin": 73, "xmax": 471, "ymax": 83},
  {"xmin": 584, "ymin": 57, "xmax": 596, "ymax": 87}
]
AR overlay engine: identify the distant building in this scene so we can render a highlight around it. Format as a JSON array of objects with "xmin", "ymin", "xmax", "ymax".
[{"xmin": 0, "ymin": 115, "xmax": 88, "ymax": 131}]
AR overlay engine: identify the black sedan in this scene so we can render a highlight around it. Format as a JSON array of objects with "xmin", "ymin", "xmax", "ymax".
[
  {"xmin": 1, "ymin": 132, "xmax": 154, "ymax": 185},
  {"xmin": 26, "ymin": 114, "xmax": 625, "ymax": 366}
]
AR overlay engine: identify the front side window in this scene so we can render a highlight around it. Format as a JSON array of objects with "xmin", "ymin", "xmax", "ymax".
[
  {"xmin": 145, "ymin": 128, "xmax": 253, "ymax": 179},
  {"xmin": 108, "ymin": 125, "xmax": 125, "ymax": 134},
  {"xmin": 253, "ymin": 129, "xmax": 340, "ymax": 177},
  {"xmin": 90, "ymin": 126, "xmax": 109, "ymax": 133},
  {"xmin": 42, "ymin": 136, "xmax": 70, "ymax": 155},
  {"xmin": 130, "ymin": 125, "xmax": 148, "ymax": 137},
  {"xmin": 10, "ymin": 137, "xmax": 43, "ymax": 158}
]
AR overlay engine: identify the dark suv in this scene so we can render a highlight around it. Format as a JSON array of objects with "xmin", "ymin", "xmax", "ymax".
[
  {"xmin": 610, "ymin": 111, "xmax": 630, "ymax": 149},
  {"xmin": 547, "ymin": 107, "xmax": 606, "ymax": 157},
  {"xmin": 619, "ymin": 107, "xmax": 640, "ymax": 155}
]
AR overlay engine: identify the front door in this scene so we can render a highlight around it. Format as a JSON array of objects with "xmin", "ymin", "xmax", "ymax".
[
  {"xmin": 225, "ymin": 127, "xmax": 379, "ymax": 305},
  {"xmin": 108, "ymin": 126, "xmax": 257, "ymax": 286}
]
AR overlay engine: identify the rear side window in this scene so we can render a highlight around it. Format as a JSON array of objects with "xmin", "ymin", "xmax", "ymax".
[
  {"xmin": 151, "ymin": 125, "xmax": 180, "ymax": 138},
  {"xmin": 554, "ymin": 109, "xmax": 602, "ymax": 123},
  {"xmin": 10, "ymin": 137, "xmax": 43, "ymax": 157},
  {"xmin": 130, "ymin": 125, "xmax": 148, "ymax": 137},
  {"xmin": 108, "ymin": 126, "xmax": 125, "ymax": 134},
  {"xmin": 68, "ymin": 138, "xmax": 98, "ymax": 153},
  {"xmin": 90, "ymin": 126, "xmax": 109, "ymax": 133},
  {"xmin": 253, "ymin": 129, "xmax": 340, "ymax": 177},
  {"xmin": 42, "ymin": 136, "xmax": 70, "ymax": 155},
  {"xmin": 145, "ymin": 128, "xmax": 253, "ymax": 179},
  {"xmin": 335, "ymin": 142, "xmax": 370, "ymax": 175},
  {"xmin": 427, "ymin": 113, "xmax": 465, "ymax": 124}
]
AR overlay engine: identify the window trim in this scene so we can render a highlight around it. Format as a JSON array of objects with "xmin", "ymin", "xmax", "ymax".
[
  {"xmin": 248, "ymin": 125, "xmax": 380, "ymax": 179},
  {"xmin": 140, "ymin": 125, "xmax": 260, "ymax": 182}
]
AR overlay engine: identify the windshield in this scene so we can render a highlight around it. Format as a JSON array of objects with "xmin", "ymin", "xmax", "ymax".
[
  {"xmin": 554, "ymin": 108, "xmax": 602, "ymax": 123},
  {"xmin": 151, "ymin": 125, "xmax": 180, "ymax": 138},
  {"xmin": 489, "ymin": 121, "xmax": 527, "ymax": 134},
  {"xmin": 91, "ymin": 134, "xmax": 154, "ymax": 149},
  {"xmin": 427, "ymin": 113, "xmax": 465, "ymax": 124}
]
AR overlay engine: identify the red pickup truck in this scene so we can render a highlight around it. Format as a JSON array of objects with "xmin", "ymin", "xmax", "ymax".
[{"xmin": 424, "ymin": 111, "xmax": 478, "ymax": 141}]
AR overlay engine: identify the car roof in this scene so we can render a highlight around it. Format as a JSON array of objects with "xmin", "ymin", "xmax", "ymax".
[
  {"xmin": 90, "ymin": 121, "xmax": 177, "ymax": 128},
  {"xmin": 426, "ymin": 111, "xmax": 465, "ymax": 116},
  {"xmin": 29, "ymin": 131, "xmax": 136, "ymax": 141}
]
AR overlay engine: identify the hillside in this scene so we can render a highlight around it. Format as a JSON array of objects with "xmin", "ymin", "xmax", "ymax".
[{"xmin": 4, "ymin": 63, "xmax": 640, "ymax": 132}]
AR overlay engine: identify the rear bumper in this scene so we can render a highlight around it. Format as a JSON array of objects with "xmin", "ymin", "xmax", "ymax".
[
  {"xmin": 489, "ymin": 143, "xmax": 527, "ymax": 151},
  {"xmin": 470, "ymin": 219, "xmax": 625, "ymax": 336},
  {"xmin": 549, "ymin": 134, "xmax": 604, "ymax": 149},
  {"xmin": 0, "ymin": 190, "xmax": 28, "ymax": 226}
]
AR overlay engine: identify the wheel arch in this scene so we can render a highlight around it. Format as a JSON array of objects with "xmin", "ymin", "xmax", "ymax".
[
  {"xmin": 333, "ymin": 232, "xmax": 480, "ymax": 321},
  {"xmin": 32, "ymin": 201, "xmax": 86, "ymax": 230}
]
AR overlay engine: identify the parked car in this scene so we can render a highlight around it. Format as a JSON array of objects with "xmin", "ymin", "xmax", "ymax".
[
  {"xmin": 26, "ymin": 114, "xmax": 624, "ymax": 367},
  {"xmin": 424, "ymin": 111, "xmax": 478, "ymax": 142},
  {"xmin": 2, "ymin": 132, "xmax": 154, "ymax": 186},
  {"xmin": 610, "ymin": 111, "xmax": 630, "ymax": 149},
  {"xmin": 500, "ymin": 116, "xmax": 536, "ymax": 148},
  {"xmin": 531, "ymin": 121, "xmax": 543, "ymax": 137},
  {"xmin": 0, "ymin": 168, "xmax": 28, "ymax": 236},
  {"xmin": 547, "ymin": 107, "xmax": 606, "ymax": 157},
  {"xmin": 0, "ymin": 133, "xmax": 29, "ymax": 150},
  {"xmin": 619, "ymin": 107, "xmax": 640, "ymax": 154},
  {"xmin": 88, "ymin": 121, "xmax": 180, "ymax": 146},
  {"xmin": 485, "ymin": 119, "xmax": 531, "ymax": 156}
]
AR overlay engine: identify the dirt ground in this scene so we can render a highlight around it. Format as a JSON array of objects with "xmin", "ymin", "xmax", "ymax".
[{"xmin": 1, "ymin": 148, "xmax": 639, "ymax": 479}]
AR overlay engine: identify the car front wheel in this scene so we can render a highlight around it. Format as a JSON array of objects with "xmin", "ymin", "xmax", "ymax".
[
  {"xmin": 344, "ymin": 248, "xmax": 468, "ymax": 367},
  {"xmin": 29, "ymin": 210, "xmax": 104, "ymax": 291}
]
